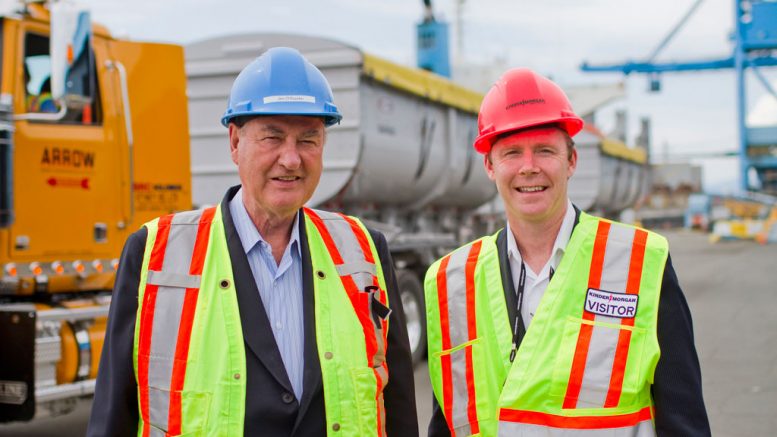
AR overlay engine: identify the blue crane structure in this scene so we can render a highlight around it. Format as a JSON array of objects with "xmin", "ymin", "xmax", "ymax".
[{"xmin": 580, "ymin": 0, "xmax": 777, "ymax": 194}]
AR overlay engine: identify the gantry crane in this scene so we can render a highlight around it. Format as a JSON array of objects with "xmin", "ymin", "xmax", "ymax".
[{"xmin": 580, "ymin": 0, "xmax": 777, "ymax": 194}]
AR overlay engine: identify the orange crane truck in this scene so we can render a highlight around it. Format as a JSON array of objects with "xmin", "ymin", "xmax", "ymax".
[{"xmin": 0, "ymin": 2, "xmax": 191, "ymax": 422}]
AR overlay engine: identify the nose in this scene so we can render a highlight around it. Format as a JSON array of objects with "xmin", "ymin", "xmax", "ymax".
[
  {"xmin": 518, "ymin": 151, "xmax": 539, "ymax": 176},
  {"xmin": 277, "ymin": 139, "xmax": 302, "ymax": 170}
]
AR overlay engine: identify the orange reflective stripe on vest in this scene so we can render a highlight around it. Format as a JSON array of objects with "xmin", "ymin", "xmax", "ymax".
[
  {"xmin": 303, "ymin": 208, "xmax": 389, "ymax": 436},
  {"xmin": 136, "ymin": 207, "xmax": 217, "ymax": 437},
  {"xmin": 499, "ymin": 406, "xmax": 653, "ymax": 430},
  {"xmin": 434, "ymin": 240, "xmax": 483, "ymax": 437},
  {"xmin": 605, "ymin": 228, "xmax": 648, "ymax": 407},
  {"xmin": 563, "ymin": 221, "xmax": 649, "ymax": 411}
]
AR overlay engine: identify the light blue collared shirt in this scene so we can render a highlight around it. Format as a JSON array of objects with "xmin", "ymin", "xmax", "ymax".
[{"xmin": 229, "ymin": 189, "xmax": 305, "ymax": 400}]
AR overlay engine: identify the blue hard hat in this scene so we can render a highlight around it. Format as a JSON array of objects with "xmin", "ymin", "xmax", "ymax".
[{"xmin": 221, "ymin": 47, "xmax": 342, "ymax": 127}]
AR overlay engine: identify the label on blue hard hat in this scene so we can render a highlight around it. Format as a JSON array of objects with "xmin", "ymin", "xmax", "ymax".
[
  {"xmin": 263, "ymin": 95, "xmax": 316, "ymax": 104},
  {"xmin": 584, "ymin": 288, "xmax": 638, "ymax": 318}
]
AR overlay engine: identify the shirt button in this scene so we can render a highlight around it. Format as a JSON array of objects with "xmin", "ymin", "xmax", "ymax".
[
  {"xmin": 233, "ymin": 373, "xmax": 241, "ymax": 380},
  {"xmin": 275, "ymin": 322, "xmax": 283, "ymax": 330},
  {"xmin": 332, "ymin": 423, "xmax": 341, "ymax": 431},
  {"xmin": 324, "ymin": 352, "xmax": 333, "ymax": 360},
  {"xmin": 281, "ymin": 392, "xmax": 295, "ymax": 404}
]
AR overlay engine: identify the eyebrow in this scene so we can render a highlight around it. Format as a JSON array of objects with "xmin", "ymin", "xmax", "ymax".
[
  {"xmin": 502, "ymin": 142, "xmax": 557, "ymax": 148},
  {"xmin": 258, "ymin": 125, "xmax": 286, "ymax": 136},
  {"xmin": 298, "ymin": 129, "xmax": 323, "ymax": 139},
  {"xmin": 258, "ymin": 125, "xmax": 322, "ymax": 139}
]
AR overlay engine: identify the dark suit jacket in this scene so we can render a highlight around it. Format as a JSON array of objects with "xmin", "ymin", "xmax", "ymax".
[
  {"xmin": 428, "ymin": 209, "xmax": 711, "ymax": 436},
  {"xmin": 88, "ymin": 186, "xmax": 419, "ymax": 436}
]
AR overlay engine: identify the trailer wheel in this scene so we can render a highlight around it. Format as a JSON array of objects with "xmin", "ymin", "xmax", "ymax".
[{"xmin": 396, "ymin": 269, "xmax": 427, "ymax": 366}]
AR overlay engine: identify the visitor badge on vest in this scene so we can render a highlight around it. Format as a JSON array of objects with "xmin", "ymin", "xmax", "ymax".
[{"xmin": 585, "ymin": 288, "xmax": 638, "ymax": 318}]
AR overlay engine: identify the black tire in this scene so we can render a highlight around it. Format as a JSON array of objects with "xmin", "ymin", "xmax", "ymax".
[{"xmin": 396, "ymin": 269, "xmax": 427, "ymax": 366}]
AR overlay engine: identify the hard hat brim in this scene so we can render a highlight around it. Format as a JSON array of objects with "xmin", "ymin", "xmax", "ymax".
[
  {"xmin": 473, "ymin": 116, "xmax": 584, "ymax": 154},
  {"xmin": 221, "ymin": 110, "xmax": 342, "ymax": 128}
]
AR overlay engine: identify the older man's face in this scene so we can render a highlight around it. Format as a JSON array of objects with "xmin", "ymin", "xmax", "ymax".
[{"xmin": 229, "ymin": 115, "xmax": 325, "ymax": 222}]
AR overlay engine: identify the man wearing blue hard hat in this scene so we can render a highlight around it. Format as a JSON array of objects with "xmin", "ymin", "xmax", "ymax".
[{"xmin": 89, "ymin": 47, "xmax": 418, "ymax": 436}]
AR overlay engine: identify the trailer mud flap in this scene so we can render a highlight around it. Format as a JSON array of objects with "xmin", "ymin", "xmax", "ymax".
[{"xmin": 0, "ymin": 307, "xmax": 36, "ymax": 422}]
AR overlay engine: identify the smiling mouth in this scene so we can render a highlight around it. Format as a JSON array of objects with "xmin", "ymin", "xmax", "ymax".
[
  {"xmin": 516, "ymin": 186, "xmax": 546, "ymax": 193},
  {"xmin": 272, "ymin": 176, "xmax": 301, "ymax": 182}
]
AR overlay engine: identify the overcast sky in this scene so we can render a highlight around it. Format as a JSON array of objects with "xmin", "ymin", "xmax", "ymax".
[{"xmin": 80, "ymin": 0, "xmax": 777, "ymax": 192}]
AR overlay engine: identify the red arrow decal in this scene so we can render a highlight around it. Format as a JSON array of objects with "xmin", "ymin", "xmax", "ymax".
[{"xmin": 47, "ymin": 177, "xmax": 90, "ymax": 190}]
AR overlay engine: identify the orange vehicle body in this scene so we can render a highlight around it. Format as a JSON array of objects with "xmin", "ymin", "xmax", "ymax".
[{"xmin": 0, "ymin": 3, "xmax": 191, "ymax": 422}]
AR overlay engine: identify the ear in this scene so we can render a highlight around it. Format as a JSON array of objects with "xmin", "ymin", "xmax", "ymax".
[
  {"xmin": 484, "ymin": 152, "xmax": 496, "ymax": 181},
  {"xmin": 228, "ymin": 124, "xmax": 240, "ymax": 165},
  {"xmin": 567, "ymin": 147, "xmax": 578, "ymax": 179}
]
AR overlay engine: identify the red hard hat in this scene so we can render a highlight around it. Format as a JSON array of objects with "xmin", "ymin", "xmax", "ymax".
[{"xmin": 473, "ymin": 68, "xmax": 584, "ymax": 154}]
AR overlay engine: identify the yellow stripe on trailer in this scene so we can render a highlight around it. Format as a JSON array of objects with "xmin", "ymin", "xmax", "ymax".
[
  {"xmin": 601, "ymin": 138, "xmax": 648, "ymax": 164},
  {"xmin": 361, "ymin": 53, "xmax": 483, "ymax": 114}
]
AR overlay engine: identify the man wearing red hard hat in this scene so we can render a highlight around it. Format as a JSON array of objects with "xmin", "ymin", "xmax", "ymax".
[{"xmin": 424, "ymin": 68, "xmax": 710, "ymax": 436}]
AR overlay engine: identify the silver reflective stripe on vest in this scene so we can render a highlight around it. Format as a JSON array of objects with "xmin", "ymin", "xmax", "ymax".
[
  {"xmin": 450, "ymin": 344, "xmax": 473, "ymax": 437},
  {"xmin": 148, "ymin": 426, "xmax": 166, "ymax": 437},
  {"xmin": 577, "ymin": 223, "xmax": 636, "ymax": 408},
  {"xmin": 147, "ymin": 270, "xmax": 201, "ymax": 289},
  {"xmin": 335, "ymin": 259, "xmax": 377, "ymax": 277},
  {"xmin": 440, "ymin": 244, "xmax": 477, "ymax": 432},
  {"xmin": 147, "ymin": 209, "xmax": 206, "ymax": 432},
  {"xmin": 444, "ymin": 246, "xmax": 474, "ymax": 346},
  {"xmin": 498, "ymin": 418, "xmax": 655, "ymax": 436},
  {"xmin": 312, "ymin": 209, "xmax": 376, "ymax": 294}
]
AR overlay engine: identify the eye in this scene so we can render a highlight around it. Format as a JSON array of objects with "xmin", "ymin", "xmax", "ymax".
[{"xmin": 297, "ymin": 139, "xmax": 320, "ymax": 150}]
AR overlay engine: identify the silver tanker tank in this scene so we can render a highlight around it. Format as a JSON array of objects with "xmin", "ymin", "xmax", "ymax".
[
  {"xmin": 572, "ymin": 126, "xmax": 648, "ymax": 216},
  {"xmin": 185, "ymin": 33, "xmax": 496, "ymax": 239}
]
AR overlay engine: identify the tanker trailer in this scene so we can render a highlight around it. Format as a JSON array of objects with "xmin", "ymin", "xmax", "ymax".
[
  {"xmin": 185, "ymin": 33, "xmax": 496, "ymax": 363},
  {"xmin": 567, "ymin": 125, "xmax": 648, "ymax": 216}
]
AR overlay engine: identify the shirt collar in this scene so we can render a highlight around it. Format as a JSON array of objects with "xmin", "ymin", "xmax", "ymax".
[
  {"xmin": 229, "ymin": 187, "xmax": 301, "ymax": 257},
  {"xmin": 506, "ymin": 199, "xmax": 576, "ymax": 271}
]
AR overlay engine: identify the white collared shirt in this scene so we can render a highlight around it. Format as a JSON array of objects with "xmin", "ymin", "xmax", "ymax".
[
  {"xmin": 506, "ymin": 199, "xmax": 576, "ymax": 327},
  {"xmin": 229, "ymin": 188, "xmax": 305, "ymax": 400}
]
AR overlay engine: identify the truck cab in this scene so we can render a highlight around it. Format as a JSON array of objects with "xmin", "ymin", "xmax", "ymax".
[{"xmin": 0, "ymin": 2, "xmax": 191, "ymax": 423}]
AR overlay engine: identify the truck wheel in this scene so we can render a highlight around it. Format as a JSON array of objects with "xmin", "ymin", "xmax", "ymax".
[{"xmin": 397, "ymin": 269, "xmax": 427, "ymax": 366}]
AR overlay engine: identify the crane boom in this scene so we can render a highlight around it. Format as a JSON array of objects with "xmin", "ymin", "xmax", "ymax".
[{"xmin": 580, "ymin": 0, "xmax": 777, "ymax": 194}]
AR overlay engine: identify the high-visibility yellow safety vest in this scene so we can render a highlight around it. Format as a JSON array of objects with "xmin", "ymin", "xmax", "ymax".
[
  {"xmin": 425, "ymin": 212, "xmax": 667, "ymax": 436},
  {"xmin": 133, "ymin": 206, "xmax": 391, "ymax": 436}
]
